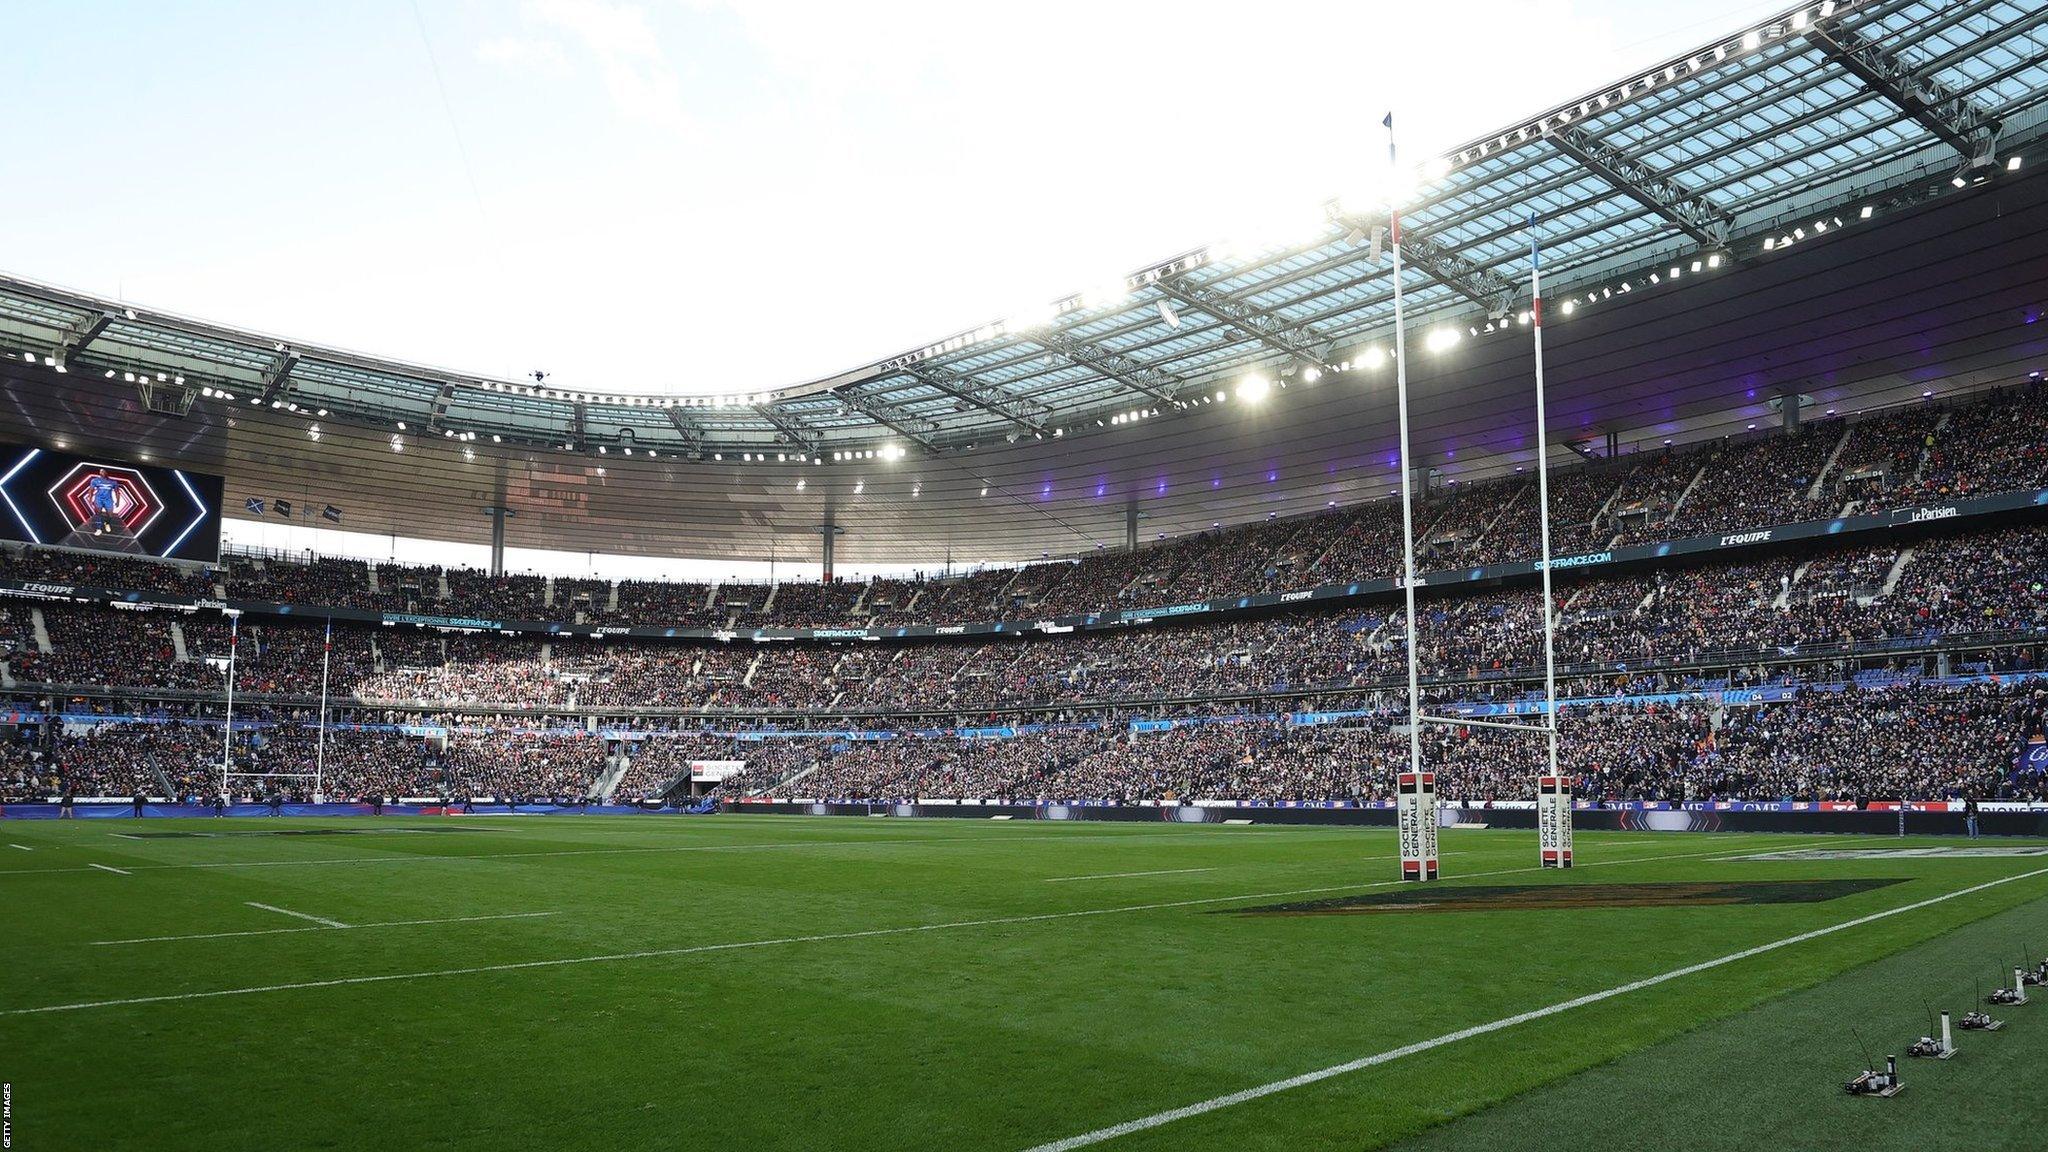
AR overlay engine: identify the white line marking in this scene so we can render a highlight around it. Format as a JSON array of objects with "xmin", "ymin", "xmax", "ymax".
[
  {"xmin": 1046, "ymin": 868, "xmax": 1215, "ymax": 883},
  {"xmin": 244, "ymin": 902, "xmax": 349, "ymax": 929},
  {"xmin": 92, "ymin": 911, "xmax": 559, "ymax": 946},
  {"xmin": 1018, "ymin": 865, "xmax": 2048, "ymax": 1152},
  {"xmin": 87, "ymin": 863, "xmax": 130, "ymax": 876},
  {"xmin": 0, "ymin": 829, "xmax": 1429, "ymax": 877},
  {"xmin": 0, "ymin": 842, "xmax": 1729, "ymax": 1017},
  {"xmin": 109, "ymin": 833, "xmax": 150, "ymax": 841},
  {"xmin": 9, "ymin": 843, "xmax": 31, "ymax": 851}
]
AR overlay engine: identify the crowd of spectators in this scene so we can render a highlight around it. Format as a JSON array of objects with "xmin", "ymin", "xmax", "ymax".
[
  {"xmin": 3, "ymin": 523, "xmax": 2043, "ymax": 716},
  {"xmin": 1886, "ymin": 382, "xmax": 2048, "ymax": 507},
  {"xmin": 1643, "ymin": 422, "xmax": 1842, "ymax": 542},
  {"xmin": 8, "ymin": 676, "xmax": 2043, "ymax": 805},
  {"xmin": 717, "ymin": 680, "xmax": 2048, "ymax": 804},
  {"xmin": 438, "ymin": 729, "xmax": 605, "ymax": 800}
]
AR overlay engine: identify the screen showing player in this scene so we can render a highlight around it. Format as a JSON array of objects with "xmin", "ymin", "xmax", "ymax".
[{"xmin": 0, "ymin": 443, "xmax": 224, "ymax": 562}]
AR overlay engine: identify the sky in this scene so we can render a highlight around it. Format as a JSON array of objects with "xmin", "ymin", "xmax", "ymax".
[{"xmin": 3, "ymin": 0, "xmax": 1805, "ymax": 401}]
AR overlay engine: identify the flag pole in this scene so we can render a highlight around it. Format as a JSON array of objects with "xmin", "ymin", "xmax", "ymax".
[
  {"xmin": 315, "ymin": 617, "xmax": 332, "ymax": 802},
  {"xmin": 1386, "ymin": 112, "xmax": 1423, "ymax": 785},
  {"xmin": 220, "ymin": 610, "xmax": 240, "ymax": 802},
  {"xmin": 1528, "ymin": 215, "xmax": 1561, "ymax": 782}
]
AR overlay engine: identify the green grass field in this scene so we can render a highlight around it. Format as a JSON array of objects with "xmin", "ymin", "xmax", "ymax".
[{"xmin": 3, "ymin": 815, "xmax": 2047, "ymax": 1151}]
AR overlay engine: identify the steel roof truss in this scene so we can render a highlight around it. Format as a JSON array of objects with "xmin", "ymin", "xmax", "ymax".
[{"xmin": 1808, "ymin": 15, "xmax": 2002, "ymax": 158}]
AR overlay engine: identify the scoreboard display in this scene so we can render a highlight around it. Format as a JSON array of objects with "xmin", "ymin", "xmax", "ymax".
[{"xmin": 0, "ymin": 443, "xmax": 223, "ymax": 563}]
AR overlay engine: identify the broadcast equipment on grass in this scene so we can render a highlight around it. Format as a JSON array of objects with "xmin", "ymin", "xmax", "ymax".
[
  {"xmin": 1844, "ymin": 1032, "xmax": 1905, "ymax": 1097},
  {"xmin": 2020, "ymin": 946, "xmax": 2048, "ymax": 986},
  {"xmin": 1906, "ymin": 1006, "xmax": 1954, "ymax": 1059},
  {"xmin": 1957, "ymin": 1003, "xmax": 2003, "ymax": 1032},
  {"xmin": 1986, "ymin": 969, "xmax": 2028, "ymax": 1006}
]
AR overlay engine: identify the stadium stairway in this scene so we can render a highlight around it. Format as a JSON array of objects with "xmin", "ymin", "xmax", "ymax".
[
  {"xmin": 752, "ymin": 759, "xmax": 819, "ymax": 798},
  {"xmin": 590, "ymin": 751, "xmax": 630, "ymax": 802},
  {"xmin": 1881, "ymin": 547, "xmax": 1916, "ymax": 599},
  {"xmin": 1774, "ymin": 566, "xmax": 1806, "ymax": 610},
  {"xmin": 29, "ymin": 606, "xmax": 52, "ymax": 654},
  {"xmin": 1808, "ymin": 423, "xmax": 1855, "ymax": 500},
  {"xmin": 1468, "ymin": 485, "xmax": 1528, "ymax": 558},
  {"xmin": 1664, "ymin": 463, "xmax": 1711, "ymax": 529},
  {"xmin": 169, "ymin": 620, "xmax": 189, "ymax": 662}
]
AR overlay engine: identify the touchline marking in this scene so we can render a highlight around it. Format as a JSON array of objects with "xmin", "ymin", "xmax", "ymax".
[
  {"xmin": 9, "ymin": 843, "xmax": 31, "ymax": 851},
  {"xmin": 87, "ymin": 863, "xmax": 130, "ymax": 876},
  {"xmin": 92, "ymin": 911, "xmax": 559, "ymax": 946},
  {"xmin": 1046, "ymin": 868, "xmax": 1215, "ymax": 883},
  {"xmin": 244, "ymin": 902, "xmax": 350, "ymax": 929},
  {"xmin": 0, "ymin": 828, "xmax": 1447, "ymax": 878},
  {"xmin": 0, "ymin": 831, "xmax": 1757, "ymax": 880},
  {"xmin": 0, "ymin": 842, "xmax": 1729, "ymax": 1017},
  {"xmin": 1018, "ymin": 865, "xmax": 2048, "ymax": 1152}
]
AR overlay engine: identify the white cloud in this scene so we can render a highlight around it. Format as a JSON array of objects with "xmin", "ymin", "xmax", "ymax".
[{"xmin": 480, "ymin": 0, "xmax": 690, "ymax": 130}]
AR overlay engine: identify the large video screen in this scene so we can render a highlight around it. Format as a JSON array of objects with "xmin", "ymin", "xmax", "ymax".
[{"xmin": 0, "ymin": 443, "xmax": 223, "ymax": 563}]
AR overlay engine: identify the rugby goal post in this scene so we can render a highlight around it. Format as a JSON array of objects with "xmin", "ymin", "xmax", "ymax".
[
  {"xmin": 1385, "ymin": 126, "xmax": 1567, "ymax": 874},
  {"xmin": 1397, "ymin": 772, "xmax": 1438, "ymax": 881},
  {"xmin": 1538, "ymin": 775, "xmax": 1573, "ymax": 868}
]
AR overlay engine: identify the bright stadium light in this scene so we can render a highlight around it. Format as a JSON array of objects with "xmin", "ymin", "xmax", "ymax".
[
  {"xmin": 1004, "ymin": 301, "xmax": 1057, "ymax": 333},
  {"xmin": 1426, "ymin": 327, "xmax": 1461, "ymax": 352},
  {"xmin": 1086, "ymin": 280, "xmax": 1129, "ymax": 309},
  {"xmin": 1236, "ymin": 374, "xmax": 1271, "ymax": 403}
]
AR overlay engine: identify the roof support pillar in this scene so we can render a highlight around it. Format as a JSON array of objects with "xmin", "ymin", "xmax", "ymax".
[
  {"xmin": 820, "ymin": 520, "xmax": 844, "ymax": 582},
  {"xmin": 482, "ymin": 505, "xmax": 516, "ymax": 577}
]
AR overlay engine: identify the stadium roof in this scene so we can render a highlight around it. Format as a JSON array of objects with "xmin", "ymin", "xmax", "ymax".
[{"xmin": 2, "ymin": 0, "xmax": 2047, "ymax": 569}]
